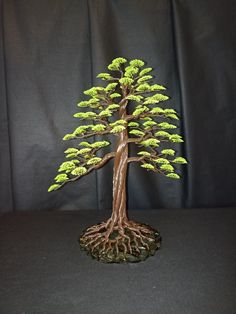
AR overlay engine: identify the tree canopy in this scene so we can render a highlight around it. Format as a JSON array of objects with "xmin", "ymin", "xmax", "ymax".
[{"xmin": 48, "ymin": 57, "xmax": 187, "ymax": 192}]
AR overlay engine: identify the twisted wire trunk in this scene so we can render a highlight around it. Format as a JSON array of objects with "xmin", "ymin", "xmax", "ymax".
[{"xmin": 111, "ymin": 100, "xmax": 129, "ymax": 225}]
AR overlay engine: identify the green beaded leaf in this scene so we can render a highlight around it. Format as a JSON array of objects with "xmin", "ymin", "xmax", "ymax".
[
  {"xmin": 110, "ymin": 125, "xmax": 126, "ymax": 133},
  {"xmin": 150, "ymin": 84, "xmax": 166, "ymax": 91},
  {"xmin": 98, "ymin": 109, "xmax": 112, "ymax": 117},
  {"xmin": 137, "ymin": 75, "xmax": 153, "ymax": 84},
  {"xmin": 97, "ymin": 73, "xmax": 113, "ymax": 80},
  {"xmin": 166, "ymin": 113, "xmax": 179, "ymax": 120},
  {"xmin": 128, "ymin": 122, "xmax": 139, "ymax": 127},
  {"xmin": 63, "ymin": 134, "xmax": 76, "ymax": 141},
  {"xmin": 169, "ymin": 134, "xmax": 184, "ymax": 142},
  {"xmin": 125, "ymin": 95, "xmax": 143, "ymax": 102},
  {"xmin": 139, "ymin": 67, "xmax": 152, "ymax": 76},
  {"xmin": 90, "ymin": 141, "xmax": 110, "ymax": 148},
  {"xmin": 78, "ymin": 141, "xmax": 92, "ymax": 147},
  {"xmin": 58, "ymin": 161, "xmax": 76, "ymax": 172},
  {"xmin": 64, "ymin": 148, "xmax": 79, "ymax": 154},
  {"xmin": 124, "ymin": 66, "xmax": 139, "ymax": 78},
  {"xmin": 91, "ymin": 124, "xmax": 106, "ymax": 132},
  {"xmin": 77, "ymin": 148, "xmax": 92, "ymax": 155},
  {"xmin": 54, "ymin": 174, "xmax": 68, "ymax": 183},
  {"xmin": 150, "ymin": 107, "xmax": 165, "ymax": 114},
  {"xmin": 129, "ymin": 129, "xmax": 145, "ymax": 136},
  {"xmin": 155, "ymin": 131, "xmax": 171, "ymax": 138},
  {"xmin": 132, "ymin": 107, "xmax": 148, "ymax": 116},
  {"xmin": 137, "ymin": 151, "xmax": 151, "ymax": 157},
  {"xmin": 154, "ymin": 158, "xmax": 170, "ymax": 164},
  {"xmin": 77, "ymin": 101, "xmax": 89, "ymax": 108},
  {"xmin": 130, "ymin": 59, "xmax": 145, "ymax": 67},
  {"xmin": 161, "ymin": 149, "xmax": 176, "ymax": 156},
  {"xmin": 73, "ymin": 112, "xmax": 97, "ymax": 119},
  {"xmin": 158, "ymin": 122, "xmax": 177, "ymax": 129},
  {"xmin": 110, "ymin": 119, "xmax": 127, "ymax": 126},
  {"xmin": 119, "ymin": 77, "xmax": 134, "ymax": 85},
  {"xmin": 172, "ymin": 157, "xmax": 188, "ymax": 164},
  {"xmin": 160, "ymin": 164, "xmax": 174, "ymax": 172},
  {"xmin": 144, "ymin": 94, "xmax": 169, "ymax": 104},
  {"xmin": 166, "ymin": 173, "xmax": 180, "ymax": 179},
  {"xmin": 141, "ymin": 163, "xmax": 155, "ymax": 170},
  {"xmin": 87, "ymin": 157, "xmax": 102, "ymax": 165},
  {"xmin": 48, "ymin": 184, "xmax": 61, "ymax": 192},
  {"xmin": 140, "ymin": 138, "xmax": 160, "ymax": 147},
  {"xmin": 105, "ymin": 83, "xmax": 118, "ymax": 92},
  {"xmin": 71, "ymin": 166, "xmax": 87, "ymax": 176},
  {"xmin": 110, "ymin": 92, "xmax": 122, "ymax": 99},
  {"xmin": 107, "ymin": 104, "xmax": 120, "ymax": 110},
  {"xmin": 142, "ymin": 120, "xmax": 157, "ymax": 128},
  {"xmin": 136, "ymin": 83, "xmax": 151, "ymax": 92}
]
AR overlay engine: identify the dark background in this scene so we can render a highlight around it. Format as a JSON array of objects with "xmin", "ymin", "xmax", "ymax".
[{"xmin": 1, "ymin": 0, "xmax": 236, "ymax": 213}]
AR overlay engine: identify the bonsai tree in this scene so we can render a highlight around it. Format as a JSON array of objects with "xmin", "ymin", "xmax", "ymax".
[{"xmin": 48, "ymin": 57, "xmax": 187, "ymax": 263}]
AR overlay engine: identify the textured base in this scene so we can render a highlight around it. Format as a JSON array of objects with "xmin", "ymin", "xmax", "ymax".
[{"xmin": 79, "ymin": 220, "xmax": 161, "ymax": 263}]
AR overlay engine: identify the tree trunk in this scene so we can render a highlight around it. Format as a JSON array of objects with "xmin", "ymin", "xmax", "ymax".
[{"xmin": 111, "ymin": 101, "xmax": 128, "ymax": 225}]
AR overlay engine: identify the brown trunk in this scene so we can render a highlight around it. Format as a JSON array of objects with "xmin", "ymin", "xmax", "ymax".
[{"xmin": 111, "ymin": 100, "xmax": 128, "ymax": 225}]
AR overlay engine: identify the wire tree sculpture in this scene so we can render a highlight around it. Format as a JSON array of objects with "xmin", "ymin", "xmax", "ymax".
[{"xmin": 48, "ymin": 57, "xmax": 187, "ymax": 263}]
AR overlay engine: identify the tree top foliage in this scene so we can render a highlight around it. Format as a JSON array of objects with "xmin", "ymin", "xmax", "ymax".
[{"xmin": 48, "ymin": 57, "xmax": 187, "ymax": 192}]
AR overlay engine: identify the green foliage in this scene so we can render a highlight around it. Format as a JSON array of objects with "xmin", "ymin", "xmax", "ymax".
[
  {"xmin": 136, "ymin": 83, "xmax": 151, "ymax": 92},
  {"xmin": 107, "ymin": 104, "xmax": 120, "ymax": 110},
  {"xmin": 137, "ymin": 151, "xmax": 151, "ymax": 157},
  {"xmin": 158, "ymin": 122, "xmax": 177, "ymax": 129},
  {"xmin": 110, "ymin": 119, "xmax": 127, "ymax": 126},
  {"xmin": 119, "ymin": 77, "xmax": 134, "ymax": 86},
  {"xmin": 144, "ymin": 94, "xmax": 169, "ymax": 104},
  {"xmin": 108, "ymin": 57, "xmax": 127, "ymax": 70},
  {"xmin": 154, "ymin": 158, "xmax": 170, "ymax": 164},
  {"xmin": 91, "ymin": 124, "xmax": 106, "ymax": 132},
  {"xmin": 110, "ymin": 125, "xmax": 126, "ymax": 133},
  {"xmin": 63, "ymin": 134, "xmax": 76, "ymax": 141},
  {"xmin": 125, "ymin": 95, "xmax": 143, "ymax": 102},
  {"xmin": 172, "ymin": 157, "xmax": 187, "ymax": 164},
  {"xmin": 98, "ymin": 109, "xmax": 112, "ymax": 117},
  {"xmin": 79, "ymin": 141, "xmax": 92, "ymax": 147},
  {"xmin": 161, "ymin": 149, "xmax": 176, "ymax": 156},
  {"xmin": 49, "ymin": 57, "xmax": 187, "ymax": 192},
  {"xmin": 87, "ymin": 157, "xmax": 102, "ymax": 165},
  {"xmin": 150, "ymin": 107, "xmax": 165, "ymax": 114},
  {"xmin": 140, "ymin": 138, "xmax": 160, "ymax": 147},
  {"xmin": 97, "ymin": 73, "xmax": 113, "ymax": 80},
  {"xmin": 129, "ymin": 129, "xmax": 145, "ymax": 136},
  {"xmin": 132, "ymin": 106, "xmax": 148, "ymax": 116},
  {"xmin": 59, "ymin": 161, "xmax": 76, "ymax": 172},
  {"xmin": 90, "ymin": 141, "xmax": 110, "ymax": 148},
  {"xmin": 124, "ymin": 66, "xmax": 139, "ymax": 78},
  {"xmin": 141, "ymin": 163, "xmax": 155, "ymax": 170},
  {"xmin": 169, "ymin": 134, "xmax": 184, "ymax": 142},
  {"xmin": 105, "ymin": 83, "xmax": 118, "ymax": 92},
  {"xmin": 137, "ymin": 75, "xmax": 153, "ymax": 84},
  {"xmin": 110, "ymin": 92, "xmax": 121, "ymax": 99},
  {"xmin": 160, "ymin": 164, "xmax": 174, "ymax": 172},
  {"xmin": 166, "ymin": 173, "xmax": 180, "ymax": 179},
  {"xmin": 74, "ymin": 112, "xmax": 96, "ymax": 119},
  {"xmin": 154, "ymin": 131, "xmax": 171, "ymax": 138},
  {"xmin": 77, "ymin": 148, "xmax": 92, "ymax": 155},
  {"xmin": 150, "ymin": 84, "xmax": 166, "ymax": 91},
  {"xmin": 48, "ymin": 184, "xmax": 60, "ymax": 192},
  {"xmin": 142, "ymin": 120, "xmax": 157, "ymax": 128},
  {"xmin": 71, "ymin": 166, "xmax": 87, "ymax": 176},
  {"xmin": 130, "ymin": 59, "xmax": 145, "ymax": 67},
  {"xmin": 128, "ymin": 122, "xmax": 139, "ymax": 127},
  {"xmin": 54, "ymin": 174, "xmax": 68, "ymax": 183},
  {"xmin": 139, "ymin": 67, "xmax": 152, "ymax": 76}
]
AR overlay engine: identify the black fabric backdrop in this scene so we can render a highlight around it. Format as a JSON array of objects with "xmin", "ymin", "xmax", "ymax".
[{"xmin": 0, "ymin": 0, "xmax": 236, "ymax": 213}]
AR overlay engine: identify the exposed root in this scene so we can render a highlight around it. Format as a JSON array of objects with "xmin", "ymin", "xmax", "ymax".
[{"xmin": 79, "ymin": 219, "xmax": 161, "ymax": 263}]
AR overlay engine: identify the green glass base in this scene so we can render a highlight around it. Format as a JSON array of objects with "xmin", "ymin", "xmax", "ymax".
[{"xmin": 79, "ymin": 220, "xmax": 161, "ymax": 263}]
